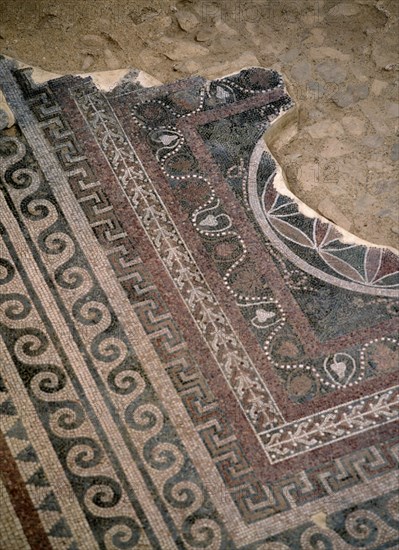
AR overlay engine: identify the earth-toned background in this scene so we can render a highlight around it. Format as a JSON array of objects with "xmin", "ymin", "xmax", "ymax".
[{"xmin": 1, "ymin": 0, "xmax": 397, "ymax": 248}]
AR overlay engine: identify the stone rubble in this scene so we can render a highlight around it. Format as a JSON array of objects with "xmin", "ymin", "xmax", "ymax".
[{"xmin": 176, "ymin": 10, "xmax": 199, "ymax": 33}]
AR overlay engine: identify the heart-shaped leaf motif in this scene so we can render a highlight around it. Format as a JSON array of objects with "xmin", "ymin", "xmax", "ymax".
[
  {"xmin": 323, "ymin": 353, "xmax": 356, "ymax": 386},
  {"xmin": 200, "ymin": 214, "xmax": 219, "ymax": 227},
  {"xmin": 330, "ymin": 361, "xmax": 347, "ymax": 380},
  {"xmin": 216, "ymin": 86, "xmax": 230, "ymax": 100},
  {"xmin": 255, "ymin": 308, "xmax": 276, "ymax": 323},
  {"xmin": 159, "ymin": 134, "xmax": 178, "ymax": 146}
]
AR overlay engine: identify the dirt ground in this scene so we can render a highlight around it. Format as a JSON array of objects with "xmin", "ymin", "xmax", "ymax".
[{"xmin": 0, "ymin": 0, "xmax": 398, "ymax": 248}]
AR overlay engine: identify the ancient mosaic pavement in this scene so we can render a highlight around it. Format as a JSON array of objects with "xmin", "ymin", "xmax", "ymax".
[{"xmin": 0, "ymin": 56, "xmax": 398, "ymax": 549}]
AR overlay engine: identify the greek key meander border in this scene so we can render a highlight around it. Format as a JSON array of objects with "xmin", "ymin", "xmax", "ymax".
[
  {"xmin": 72, "ymin": 82, "xmax": 399, "ymax": 460},
  {"xmin": 2, "ymin": 344, "xmax": 399, "ymax": 550},
  {"xmin": 2, "ymin": 152, "xmax": 399, "ymax": 550},
  {"xmin": 39, "ymin": 76, "xmax": 277, "ymax": 523},
  {"xmin": 26, "ymin": 76, "xmax": 399, "ymax": 527},
  {"xmin": 74, "ymin": 87, "xmax": 286, "ymax": 434},
  {"xmin": 0, "ymin": 163, "xmax": 170, "ymax": 549},
  {"xmin": 11, "ymin": 66, "xmax": 311, "ymax": 530},
  {"xmin": 5, "ymin": 63, "xmax": 399, "ymax": 536},
  {"xmin": 52, "ymin": 78, "xmax": 396, "ymax": 508},
  {"xmin": 0, "ymin": 69, "xmax": 237, "ymax": 548},
  {"xmin": 128, "ymin": 86, "xmax": 399, "ymax": 461},
  {"xmin": 0, "ymin": 78, "xmax": 294, "ymax": 548}
]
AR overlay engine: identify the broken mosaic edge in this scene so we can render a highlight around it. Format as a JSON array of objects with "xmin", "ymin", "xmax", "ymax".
[{"xmin": 2, "ymin": 55, "xmax": 397, "ymax": 256}]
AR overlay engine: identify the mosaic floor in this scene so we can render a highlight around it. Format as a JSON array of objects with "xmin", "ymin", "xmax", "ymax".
[{"xmin": 0, "ymin": 56, "xmax": 398, "ymax": 549}]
